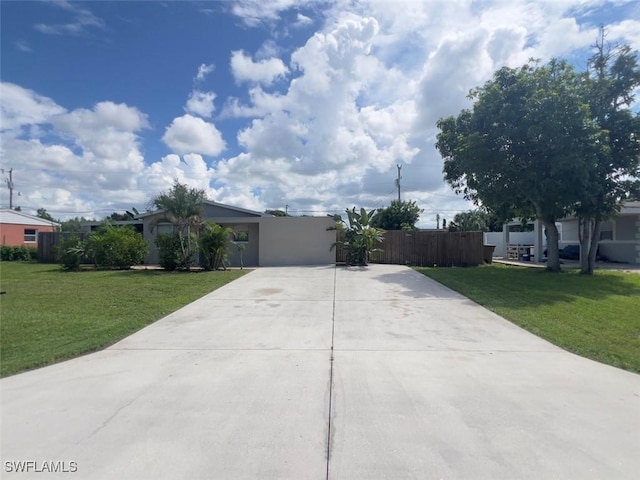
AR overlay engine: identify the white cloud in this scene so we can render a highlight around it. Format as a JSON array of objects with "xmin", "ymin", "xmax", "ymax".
[
  {"xmin": 293, "ymin": 13, "xmax": 313, "ymax": 28},
  {"xmin": 137, "ymin": 153, "xmax": 220, "ymax": 201},
  {"xmin": 0, "ymin": 95, "xmax": 150, "ymax": 215},
  {"xmin": 185, "ymin": 91, "xmax": 216, "ymax": 118},
  {"xmin": 230, "ymin": 0, "xmax": 313, "ymax": 26},
  {"xmin": 230, "ymin": 50, "xmax": 289, "ymax": 85},
  {"xmin": 162, "ymin": 114, "xmax": 225, "ymax": 156},
  {"xmin": 15, "ymin": 40, "xmax": 32, "ymax": 53},
  {"xmin": 33, "ymin": 0, "xmax": 104, "ymax": 36},
  {"xmin": 0, "ymin": 83, "xmax": 66, "ymax": 131},
  {"xmin": 196, "ymin": 63, "xmax": 215, "ymax": 82}
]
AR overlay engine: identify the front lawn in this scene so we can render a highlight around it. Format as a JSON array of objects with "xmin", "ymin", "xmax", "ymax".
[
  {"xmin": 0, "ymin": 263, "xmax": 249, "ymax": 377},
  {"xmin": 415, "ymin": 264, "xmax": 640, "ymax": 373}
]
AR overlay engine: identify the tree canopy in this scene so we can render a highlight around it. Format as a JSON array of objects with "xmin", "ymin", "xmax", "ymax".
[
  {"xmin": 573, "ymin": 31, "xmax": 640, "ymax": 273},
  {"xmin": 149, "ymin": 180, "xmax": 206, "ymax": 270},
  {"xmin": 436, "ymin": 58, "xmax": 612, "ymax": 272},
  {"xmin": 447, "ymin": 209, "xmax": 502, "ymax": 232},
  {"xmin": 265, "ymin": 209, "xmax": 290, "ymax": 217},
  {"xmin": 371, "ymin": 200, "xmax": 422, "ymax": 231},
  {"xmin": 36, "ymin": 208, "xmax": 57, "ymax": 222}
]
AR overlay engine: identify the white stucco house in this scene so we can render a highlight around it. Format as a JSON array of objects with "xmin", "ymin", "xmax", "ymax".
[{"xmin": 138, "ymin": 200, "xmax": 336, "ymax": 267}]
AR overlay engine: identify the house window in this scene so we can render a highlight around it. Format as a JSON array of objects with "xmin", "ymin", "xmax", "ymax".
[
  {"xmin": 157, "ymin": 223, "xmax": 173, "ymax": 235},
  {"xmin": 234, "ymin": 227, "xmax": 249, "ymax": 243},
  {"xmin": 600, "ymin": 221, "xmax": 614, "ymax": 241},
  {"xmin": 24, "ymin": 229, "xmax": 37, "ymax": 242}
]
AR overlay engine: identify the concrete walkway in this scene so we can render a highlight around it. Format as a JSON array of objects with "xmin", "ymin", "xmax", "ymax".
[{"xmin": 1, "ymin": 265, "xmax": 639, "ymax": 479}]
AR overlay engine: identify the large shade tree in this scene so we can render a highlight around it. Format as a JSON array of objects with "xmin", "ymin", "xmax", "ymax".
[
  {"xmin": 575, "ymin": 32, "xmax": 640, "ymax": 274},
  {"xmin": 436, "ymin": 59, "xmax": 604, "ymax": 272}
]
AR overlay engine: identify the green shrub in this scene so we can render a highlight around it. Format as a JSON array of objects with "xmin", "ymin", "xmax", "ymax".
[
  {"xmin": 58, "ymin": 235, "xmax": 85, "ymax": 271},
  {"xmin": 88, "ymin": 226, "xmax": 148, "ymax": 269},
  {"xmin": 199, "ymin": 222, "xmax": 233, "ymax": 271},
  {"xmin": 0, "ymin": 245, "xmax": 38, "ymax": 262},
  {"xmin": 156, "ymin": 232, "xmax": 179, "ymax": 271}
]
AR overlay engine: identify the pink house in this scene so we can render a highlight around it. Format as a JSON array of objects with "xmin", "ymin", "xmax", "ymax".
[{"xmin": 0, "ymin": 209, "xmax": 59, "ymax": 247}]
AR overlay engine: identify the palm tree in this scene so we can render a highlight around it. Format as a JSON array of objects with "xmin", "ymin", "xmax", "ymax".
[{"xmin": 150, "ymin": 180, "xmax": 206, "ymax": 269}]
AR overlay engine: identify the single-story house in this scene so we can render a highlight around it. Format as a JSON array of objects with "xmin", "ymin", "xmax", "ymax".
[
  {"xmin": 138, "ymin": 200, "xmax": 336, "ymax": 267},
  {"xmin": 0, "ymin": 209, "xmax": 59, "ymax": 247},
  {"xmin": 557, "ymin": 200, "xmax": 640, "ymax": 264},
  {"xmin": 497, "ymin": 200, "xmax": 640, "ymax": 265}
]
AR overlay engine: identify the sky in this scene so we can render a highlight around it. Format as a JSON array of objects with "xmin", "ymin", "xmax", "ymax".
[{"xmin": 1, "ymin": 0, "xmax": 639, "ymax": 228}]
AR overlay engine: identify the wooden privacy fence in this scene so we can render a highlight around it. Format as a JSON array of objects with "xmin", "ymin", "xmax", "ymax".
[
  {"xmin": 335, "ymin": 230, "xmax": 484, "ymax": 267},
  {"xmin": 37, "ymin": 231, "xmax": 89, "ymax": 263}
]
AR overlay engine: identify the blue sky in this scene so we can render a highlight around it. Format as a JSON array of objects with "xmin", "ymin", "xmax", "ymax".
[{"xmin": 1, "ymin": 0, "xmax": 639, "ymax": 226}]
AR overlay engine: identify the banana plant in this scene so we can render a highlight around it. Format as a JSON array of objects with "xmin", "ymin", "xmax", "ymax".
[{"xmin": 332, "ymin": 207, "xmax": 385, "ymax": 266}]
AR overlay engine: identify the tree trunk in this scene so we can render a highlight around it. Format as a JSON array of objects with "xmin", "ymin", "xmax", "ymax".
[
  {"xmin": 543, "ymin": 220, "xmax": 561, "ymax": 272},
  {"xmin": 579, "ymin": 218, "xmax": 591, "ymax": 273},
  {"xmin": 579, "ymin": 217, "xmax": 602, "ymax": 275},
  {"xmin": 585, "ymin": 220, "xmax": 601, "ymax": 275}
]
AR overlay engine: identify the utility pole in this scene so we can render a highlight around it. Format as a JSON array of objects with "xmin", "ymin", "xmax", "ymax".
[
  {"xmin": 285, "ymin": 204, "xmax": 289, "ymax": 216},
  {"xmin": 3, "ymin": 168, "xmax": 14, "ymax": 209},
  {"xmin": 395, "ymin": 164, "xmax": 402, "ymax": 202}
]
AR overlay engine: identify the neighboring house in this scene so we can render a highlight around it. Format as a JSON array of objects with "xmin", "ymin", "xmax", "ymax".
[
  {"xmin": 557, "ymin": 200, "xmax": 640, "ymax": 265},
  {"xmin": 0, "ymin": 209, "xmax": 59, "ymax": 247},
  {"xmin": 497, "ymin": 200, "xmax": 640, "ymax": 264},
  {"xmin": 139, "ymin": 200, "xmax": 336, "ymax": 267}
]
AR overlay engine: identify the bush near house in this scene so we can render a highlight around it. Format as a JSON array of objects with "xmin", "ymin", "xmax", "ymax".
[
  {"xmin": 88, "ymin": 225, "xmax": 148, "ymax": 269},
  {"xmin": 156, "ymin": 231, "xmax": 199, "ymax": 271},
  {"xmin": 199, "ymin": 222, "xmax": 234, "ymax": 271},
  {"xmin": 0, "ymin": 245, "xmax": 37, "ymax": 262},
  {"xmin": 57, "ymin": 235, "xmax": 85, "ymax": 271}
]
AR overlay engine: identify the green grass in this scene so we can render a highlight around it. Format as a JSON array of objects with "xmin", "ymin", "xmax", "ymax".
[
  {"xmin": 0, "ymin": 262, "xmax": 249, "ymax": 377},
  {"xmin": 415, "ymin": 264, "xmax": 640, "ymax": 373}
]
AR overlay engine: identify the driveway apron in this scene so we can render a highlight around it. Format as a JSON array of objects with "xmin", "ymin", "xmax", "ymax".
[{"xmin": 1, "ymin": 264, "xmax": 639, "ymax": 479}]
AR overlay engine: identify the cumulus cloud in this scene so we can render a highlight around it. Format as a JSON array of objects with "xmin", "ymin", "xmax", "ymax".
[
  {"xmin": 0, "ymin": 92, "xmax": 150, "ymax": 215},
  {"xmin": 137, "ymin": 153, "xmax": 220, "ymax": 200},
  {"xmin": 230, "ymin": 50, "xmax": 289, "ymax": 85},
  {"xmin": 162, "ymin": 114, "xmax": 225, "ymax": 156},
  {"xmin": 0, "ymin": 83, "xmax": 66, "ymax": 131},
  {"xmin": 185, "ymin": 91, "xmax": 216, "ymax": 118}
]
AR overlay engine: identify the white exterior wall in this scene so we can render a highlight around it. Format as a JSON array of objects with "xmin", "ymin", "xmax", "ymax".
[
  {"xmin": 485, "ymin": 231, "xmax": 535, "ymax": 257},
  {"xmin": 258, "ymin": 217, "xmax": 336, "ymax": 266}
]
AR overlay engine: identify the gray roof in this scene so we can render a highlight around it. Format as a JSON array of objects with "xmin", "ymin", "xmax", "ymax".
[{"xmin": 136, "ymin": 200, "xmax": 271, "ymax": 219}]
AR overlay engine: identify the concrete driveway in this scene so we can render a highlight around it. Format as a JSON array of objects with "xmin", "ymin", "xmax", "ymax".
[{"xmin": 1, "ymin": 265, "xmax": 639, "ymax": 479}]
